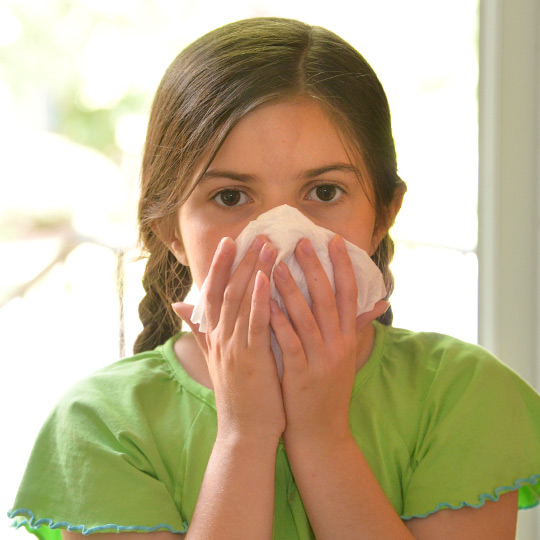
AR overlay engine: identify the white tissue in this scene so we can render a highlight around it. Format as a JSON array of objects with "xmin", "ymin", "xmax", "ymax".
[{"xmin": 191, "ymin": 204, "xmax": 386, "ymax": 377}]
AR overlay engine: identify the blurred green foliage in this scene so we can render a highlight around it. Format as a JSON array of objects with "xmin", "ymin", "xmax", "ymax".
[{"xmin": 1, "ymin": 0, "xmax": 152, "ymax": 162}]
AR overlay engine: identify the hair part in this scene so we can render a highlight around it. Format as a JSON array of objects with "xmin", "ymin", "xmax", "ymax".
[{"xmin": 134, "ymin": 17, "xmax": 406, "ymax": 354}]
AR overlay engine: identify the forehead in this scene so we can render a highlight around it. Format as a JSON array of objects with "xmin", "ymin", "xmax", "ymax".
[
  {"xmin": 209, "ymin": 98, "xmax": 358, "ymax": 171},
  {"xmin": 180, "ymin": 97, "xmax": 373, "ymax": 204}
]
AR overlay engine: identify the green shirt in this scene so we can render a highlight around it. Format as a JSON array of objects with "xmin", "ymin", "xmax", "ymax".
[{"xmin": 9, "ymin": 322, "xmax": 540, "ymax": 538}]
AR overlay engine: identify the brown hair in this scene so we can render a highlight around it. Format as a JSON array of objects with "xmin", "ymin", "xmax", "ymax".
[{"xmin": 134, "ymin": 17, "xmax": 406, "ymax": 354}]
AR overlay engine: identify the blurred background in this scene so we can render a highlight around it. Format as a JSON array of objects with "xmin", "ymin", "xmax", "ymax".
[{"xmin": 1, "ymin": 0, "xmax": 538, "ymax": 538}]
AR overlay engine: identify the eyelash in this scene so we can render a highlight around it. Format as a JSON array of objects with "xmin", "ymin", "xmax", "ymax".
[
  {"xmin": 212, "ymin": 184, "xmax": 346, "ymax": 207},
  {"xmin": 306, "ymin": 184, "xmax": 345, "ymax": 203},
  {"xmin": 212, "ymin": 189, "xmax": 251, "ymax": 207}
]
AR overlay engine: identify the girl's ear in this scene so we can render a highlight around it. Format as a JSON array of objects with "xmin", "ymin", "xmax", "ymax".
[
  {"xmin": 170, "ymin": 236, "xmax": 189, "ymax": 266},
  {"xmin": 388, "ymin": 182, "xmax": 406, "ymax": 225},
  {"xmin": 370, "ymin": 183, "xmax": 406, "ymax": 253},
  {"xmin": 150, "ymin": 220, "xmax": 189, "ymax": 266}
]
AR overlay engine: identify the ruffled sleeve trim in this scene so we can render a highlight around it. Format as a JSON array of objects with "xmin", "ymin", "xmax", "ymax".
[
  {"xmin": 8, "ymin": 508, "xmax": 188, "ymax": 536},
  {"xmin": 401, "ymin": 474, "xmax": 540, "ymax": 520}
]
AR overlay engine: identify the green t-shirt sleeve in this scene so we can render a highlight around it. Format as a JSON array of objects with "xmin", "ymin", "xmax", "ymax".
[
  {"xmin": 402, "ymin": 343, "xmax": 540, "ymax": 519},
  {"xmin": 8, "ymin": 364, "xmax": 188, "ymax": 538}
]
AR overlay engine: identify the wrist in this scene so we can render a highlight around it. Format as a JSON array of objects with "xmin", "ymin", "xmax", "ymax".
[
  {"xmin": 283, "ymin": 426, "xmax": 355, "ymax": 457},
  {"xmin": 283, "ymin": 419, "xmax": 352, "ymax": 447},
  {"xmin": 216, "ymin": 427, "xmax": 282, "ymax": 452}
]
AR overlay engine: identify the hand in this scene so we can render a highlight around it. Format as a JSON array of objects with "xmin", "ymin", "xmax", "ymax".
[
  {"xmin": 270, "ymin": 234, "xmax": 389, "ymax": 445},
  {"xmin": 173, "ymin": 236, "xmax": 285, "ymax": 443}
]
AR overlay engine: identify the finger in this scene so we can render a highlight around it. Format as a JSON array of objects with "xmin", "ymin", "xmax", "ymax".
[
  {"xmin": 269, "ymin": 299, "xmax": 307, "ymax": 375},
  {"xmin": 171, "ymin": 302, "xmax": 209, "ymax": 356},
  {"xmin": 236, "ymin": 241, "xmax": 277, "ymax": 339},
  {"xmin": 219, "ymin": 235, "xmax": 266, "ymax": 336},
  {"xmin": 294, "ymin": 238, "xmax": 340, "ymax": 341},
  {"xmin": 328, "ymin": 234, "xmax": 358, "ymax": 335},
  {"xmin": 203, "ymin": 237, "xmax": 236, "ymax": 332},
  {"xmin": 273, "ymin": 260, "xmax": 324, "ymax": 361},
  {"xmin": 355, "ymin": 300, "xmax": 390, "ymax": 334},
  {"xmin": 247, "ymin": 270, "xmax": 271, "ymax": 350}
]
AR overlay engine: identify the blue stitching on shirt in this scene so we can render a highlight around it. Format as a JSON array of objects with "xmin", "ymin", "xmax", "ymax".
[
  {"xmin": 7, "ymin": 508, "xmax": 188, "ymax": 536},
  {"xmin": 400, "ymin": 474, "xmax": 540, "ymax": 520},
  {"xmin": 9, "ymin": 475, "xmax": 540, "ymax": 529}
]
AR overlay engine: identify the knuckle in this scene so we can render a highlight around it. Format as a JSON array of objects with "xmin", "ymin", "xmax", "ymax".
[
  {"xmin": 222, "ymin": 284, "xmax": 241, "ymax": 305},
  {"xmin": 340, "ymin": 275, "xmax": 358, "ymax": 294},
  {"xmin": 237, "ymin": 248, "xmax": 259, "ymax": 270},
  {"xmin": 250, "ymin": 298, "xmax": 265, "ymax": 321},
  {"xmin": 277, "ymin": 270, "xmax": 297, "ymax": 292},
  {"xmin": 342, "ymin": 281, "xmax": 358, "ymax": 299},
  {"xmin": 205, "ymin": 285, "xmax": 222, "ymax": 305},
  {"xmin": 298, "ymin": 315, "xmax": 318, "ymax": 335},
  {"xmin": 212, "ymin": 251, "xmax": 231, "ymax": 270},
  {"xmin": 272, "ymin": 311, "xmax": 288, "ymax": 329},
  {"xmin": 206, "ymin": 327, "xmax": 220, "ymax": 345},
  {"xmin": 249, "ymin": 317, "xmax": 265, "ymax": 336},
  {"xmin": 285, "ymin": 338, "xmax": 304, "ymax": 357},
  {"xmin": 314, "ymin": 293, "xmax": 336, "ymax": 313},
  {"xmin": 333, "ymin": 339, "xmax": 355, "ymax": 360},
  {"xmin": 237, "ymin": 299, "xmax": 251, "ymax": 320}
]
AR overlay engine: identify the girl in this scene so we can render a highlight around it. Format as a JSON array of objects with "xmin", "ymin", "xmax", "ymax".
[{"xmin": 9, "ymin": 17, "xmax": 540, "ymax": 540}]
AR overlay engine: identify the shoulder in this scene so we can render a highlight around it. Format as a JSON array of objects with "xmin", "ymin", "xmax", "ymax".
[
  {"xmin": 386, "ymin": 327, "xmax": 540, "ymax": 519},
  {"xmin": 382, "ymin": 323, "xmax": 494, "ymax": 364},
  {"xmin": 10, "ymin": 336, "xmax": 214, "ymax": 537},
  {"xmin": 364, "ymin": 323, "xmax": 539, "ymax": 437},
  {"xmin": 59, "ymin": 344, "xmax": 173, "ymax": 413},
  {"xmin": 53, "ymin": 335, "xmax": 213, "ymax": 438},
  {"xmin": 375, "ymin": 325, "xmax": 540, "ymax": 460},
  {"xmin": 54, "ymin": 333, "xmax": 219, "ymax": 447},
  {"xmin": 379, "ymin": 324, "xmax": 521, "ymax": 392}
]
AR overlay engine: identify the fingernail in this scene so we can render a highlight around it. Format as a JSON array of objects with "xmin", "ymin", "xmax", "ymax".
[
  {"xmin": 334, "ymin": 234, "xmax": 346, "ymax": 251},
  {"xmin": 259, "ymin": 242, "xmax": 276, "ymax": 263},
  {"xmin": 269, "ymin": 299, "xmax": 280, "ymax": 315},
  {"xmin": 274, "ymin": 262, "xmax": 288, "ymax": 280},
  {"xmin": 171, "ymin": 302, "xmax": 183, "ymax": 313},
  {"xmin": 219, "ymin": 237, "xmax": 233, "ymax": 254},
  {"xmin": 299, "ymin": 238, "xmax": 313, "ymax": 255},
  {"xmin": 254, "ymin": 270, "xmax": 266, "ymax": 291},
  {"xmin": 250, "ymin": 235, "xmax": 265, "ymax": 251}
]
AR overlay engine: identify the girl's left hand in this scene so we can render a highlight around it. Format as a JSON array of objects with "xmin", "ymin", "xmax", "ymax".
[{"xmin": 270, "ymin": 234, "xmax": 389, "ymax": 445}]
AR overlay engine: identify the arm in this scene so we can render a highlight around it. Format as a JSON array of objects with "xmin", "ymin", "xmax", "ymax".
[
  {"xmin": 65, "ymin": 237, "xmax": 282, "ymax": 540},
  {"xmin": 173, "ymin": 237, "xmax": 284, "ymax": 540},
  {"xmin": 62, "ymin": 494, "xmax": 517, "ymax": 540},
  {"xmin": 271, "ymin": 235, "xmax": 518, "ymax": 540},
  {"xmin": 183, "ymin": 433, "xmax": 280, "ymax": 540}
]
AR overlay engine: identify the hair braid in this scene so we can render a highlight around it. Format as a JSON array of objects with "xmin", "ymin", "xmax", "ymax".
[{"xmin": 134, "ymin": 245, "xmax": 192, "ymax": 354}]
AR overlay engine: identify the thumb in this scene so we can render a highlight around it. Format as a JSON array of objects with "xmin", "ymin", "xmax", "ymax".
[{"xmin": 171, "ymin": 302, "xmax": 209, "ymax": 356}]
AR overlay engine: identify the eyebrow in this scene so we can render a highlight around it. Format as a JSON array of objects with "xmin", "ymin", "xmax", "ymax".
[{"xmin": 200, "ymin": 163, "xmax": 362, "ymax": 183}]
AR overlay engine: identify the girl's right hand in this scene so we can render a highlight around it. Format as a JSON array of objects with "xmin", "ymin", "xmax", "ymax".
[{"xmin": 173, "ymin": 236, "xmax": 285, "ymax": 443}]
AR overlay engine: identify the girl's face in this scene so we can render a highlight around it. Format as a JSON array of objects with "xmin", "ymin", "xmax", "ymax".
[{"xmin": 171, "ymin": 98, "xmax": 390, "ymax": 289}]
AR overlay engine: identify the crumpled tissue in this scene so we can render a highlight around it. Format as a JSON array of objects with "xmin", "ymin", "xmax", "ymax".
[{"xmin": 191, "ymin": 204, "xmax": 386, "ymax": 377}]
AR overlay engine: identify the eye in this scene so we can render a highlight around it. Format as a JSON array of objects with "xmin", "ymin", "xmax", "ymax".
[
  {"xmin": 307, "ymin": 184, "xmax": 344, "ymax": 203},
  {"xmin": 213, "ymin": 189, "xmax": 250, "ymax": 207}
]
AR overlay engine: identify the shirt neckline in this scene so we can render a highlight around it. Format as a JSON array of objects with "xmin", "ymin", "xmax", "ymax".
[
  {"xmin": 161, "ymin": 332, "xmax": 216, "ymax": 407},
  {"xmin": 161, "ymin": 320, "xmax": 387, "ymax": 405},
  {"xmin": 352, "ymin": 320, "xmax": 387, "ymax": 391}
]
